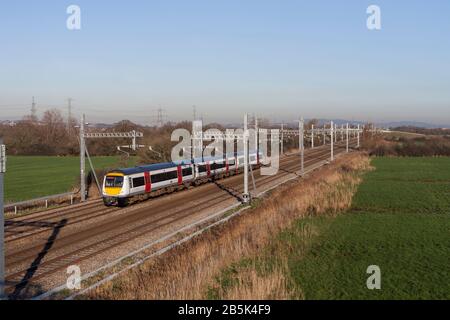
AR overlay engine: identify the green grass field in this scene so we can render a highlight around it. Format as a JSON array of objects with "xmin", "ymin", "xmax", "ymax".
[
  {"xmin": 211, "ymin": 157, "xmax": 450, "ymax": 299},
  {"xmin": 287, "ymin": 157, "xmax": 450, "ymax": 299},
  {"xmin": 4, "ymin": 156, "xmax": 137, "ymax": 203}
]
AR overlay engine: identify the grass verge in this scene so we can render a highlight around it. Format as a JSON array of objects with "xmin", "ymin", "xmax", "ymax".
[{"xmin": 84, "ymin": 152, "xmax": 370, "ymax": 299}]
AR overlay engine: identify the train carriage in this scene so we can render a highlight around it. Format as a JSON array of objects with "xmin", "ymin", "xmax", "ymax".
[
  {"xmin": 102, "ymin": 151, "xmax": 263, "ymax": 207},
  {"xmin": 103, "ymin": 161, "xmax": 193, "ymax": 206}
]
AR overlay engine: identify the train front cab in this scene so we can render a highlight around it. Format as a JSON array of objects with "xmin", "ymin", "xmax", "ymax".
[{"xmin": 103, "ymin": 172, "xmax": 129, "ymax": 206}]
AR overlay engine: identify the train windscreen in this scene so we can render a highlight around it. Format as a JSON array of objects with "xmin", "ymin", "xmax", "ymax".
[{"xmin": 105, "ymin": 176, "xmax": 124, "ymax": 187}]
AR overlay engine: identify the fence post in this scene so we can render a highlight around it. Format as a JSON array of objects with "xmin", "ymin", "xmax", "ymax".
[{"xmin": 311, "ymin": 124, "xmax": 314, "ymax": 149}]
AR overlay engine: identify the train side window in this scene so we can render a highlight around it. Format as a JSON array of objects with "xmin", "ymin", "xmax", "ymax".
[
  {"xmin": 151, "ymin": 173, "xmax": 165, "ymax": 184},
  {"xmin": 213, "ymin": 162, "xmax": 226, "ymax": 170},
  {"xmin": 182, "ymin": 167, "xmax": 193, "ymax": 176},
  {"xmin": 198, "ymin": 165, "xmax": 207, "ymax": 173},
  {"xmin": 167, "ymin": 170, "xmax": 178, "ymax": 180},
  {"xmin": 132, "ymin": 176, "xmax": 145, "ymax": 188},
  {"xmin": 151, "ymin": 170, "xmax": 178, "ymax": 183}
]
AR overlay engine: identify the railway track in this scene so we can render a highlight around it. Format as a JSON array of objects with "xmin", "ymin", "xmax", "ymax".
[
  {"xmin": 5, "ymin": 205, "xmax": 118, "ymax": 243},
  {"xmin": 3, "ymin": 140, "xmax": 357, "ymax": 298},
  {"xmin": 4, "ymin": 200, "xmax": 108, "ymax": 241},
  {"xmin": 3, "ymin": 142, "xmax": 339, "ymax": 242}
]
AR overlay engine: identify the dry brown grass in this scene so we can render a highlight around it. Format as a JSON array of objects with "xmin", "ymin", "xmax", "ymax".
[
  {"xmin": 85, "ymin": 152, "xmax": 371, "ymax": 300},
  {"xmin": 219, "ymin": 265, "xmax": 293, "ymax": 300}
]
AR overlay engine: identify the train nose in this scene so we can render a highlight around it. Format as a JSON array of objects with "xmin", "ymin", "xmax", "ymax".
[
  {"xmin": 104, "ymin": 187, "xmax": 123, "ymax": 196},
  {"xmin": 104, "ymin": 174, "xmax": 125, "ymax": 196}
]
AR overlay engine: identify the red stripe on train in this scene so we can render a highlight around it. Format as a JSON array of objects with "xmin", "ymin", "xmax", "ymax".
[
  {"xmin": 177, "ymin": 166, "xmax": 182, "ymax": 185},
  {"xmin": 144, "ymin": 171, "xmax": 151, "ymax": 193}
]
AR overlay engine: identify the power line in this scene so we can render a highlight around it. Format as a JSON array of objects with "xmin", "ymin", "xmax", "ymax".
[
  {"xmin": 156, "ymin": 107, "xmax": 167, "ymax": 128},
  {"xmin": 31, "ymin": 97, "xmax": 37, "ymax": 120},
  {"xmin": 67, "ymin": 98, "xmax": 73, "ymax": 134},
  {"xmin": 157, "ymin": 108, "xmax": 163, "ymax": 127}
]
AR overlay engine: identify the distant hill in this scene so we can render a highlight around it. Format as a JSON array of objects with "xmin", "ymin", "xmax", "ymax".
[
  {"xmin": 378, "ymin": 121, "xmax": 448, "ymax": 129},
  {"xmin": 225, "ymin": 119, "xmax": 449, "ymax": 129},
  {"xmin": 315, "ymin": 120, "xmax": 448, "ymax": 130}
]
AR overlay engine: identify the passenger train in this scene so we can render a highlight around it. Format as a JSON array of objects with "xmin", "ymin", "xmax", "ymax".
[{"xmin": 102, "ymin": 151, "xmax": 263, "ymax": 206}]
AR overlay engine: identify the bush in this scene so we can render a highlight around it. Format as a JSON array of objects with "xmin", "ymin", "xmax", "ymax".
[{"xmin": 364, "ymin": 135, "xmax": 450, "ymax": 157}]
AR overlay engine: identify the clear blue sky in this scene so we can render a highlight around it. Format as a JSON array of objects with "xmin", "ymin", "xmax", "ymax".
[{"xmin": 0, "ymin": 0, "xmax": 449, "ymax": 125}]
